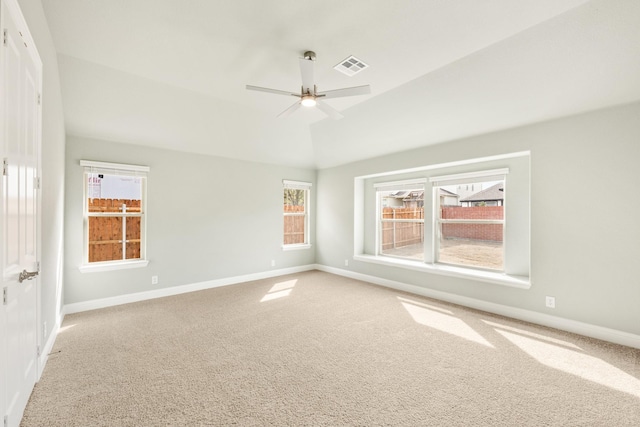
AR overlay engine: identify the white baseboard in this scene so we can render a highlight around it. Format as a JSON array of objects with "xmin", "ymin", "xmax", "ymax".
[
  {"xmin": 37, "ymin": 314, "xmax": 62, "ymax": 380},
  {"xmin": 63, "ymin": 264, "xmax": 316, "ymax": 315},
  {"xmin": 315, "ymin": 264, "xmax": 640, "ymax": 350}
]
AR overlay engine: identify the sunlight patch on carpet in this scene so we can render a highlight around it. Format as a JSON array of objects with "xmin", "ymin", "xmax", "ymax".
[
  {"xmin": 58, "ymin": 324, "xmax": 76, "ymax": 334},
  {"xmin": 399, "ymin": 298, "xmax": 493, "ymax": 348},
  {"xmin": 260, "ymin": 279, "xmax": 297, "ymax": 302},
  {"xmin": 495, "ymin": 329, "xmax": 640, "ymax": 399},
  {"xmin": 482, "ymin": 320, "xmax": 583, "ymax": 350}
]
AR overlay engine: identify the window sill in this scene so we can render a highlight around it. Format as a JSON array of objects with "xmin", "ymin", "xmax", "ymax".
[
  {"xmin": 353, "ymin": 254, "xmax": 530, "ymax": 289},
  {"xmin": 79, "ymin": 259, "xmax": 149, "ymax": 273},
  {"xmin": 282, "ymin": 244, "xmax": 312, "ymax": 251}
]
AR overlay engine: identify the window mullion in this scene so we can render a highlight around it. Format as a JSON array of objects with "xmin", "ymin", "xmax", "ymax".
[
  {"xmin": 439, "ymin": 219, "xmax": 504, "ymax": 225},
  {"xmin": 121, "ymin": 203, "xmax": 126, "ymax": 260}
]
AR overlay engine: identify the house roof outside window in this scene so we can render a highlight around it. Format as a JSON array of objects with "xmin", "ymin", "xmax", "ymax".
[{"xmin": 460, "ymin": 182, "xmax": 504, "ymax": 203}]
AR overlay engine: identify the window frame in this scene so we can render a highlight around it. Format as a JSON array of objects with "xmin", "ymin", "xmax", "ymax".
[
  {"xmin": 374, "ymin": 178, "xmax": 426, "ymax": 261},
  {"xmin": 282, "ymin": 180, "xmax": 312, "ymax": 251},
  {"xmin": 79, "ymin": 160, "xmax": 150, "ymax": 273},
  {"xmin": 430, "ymin": 169, "xmax": 508, "ymax": 272}
]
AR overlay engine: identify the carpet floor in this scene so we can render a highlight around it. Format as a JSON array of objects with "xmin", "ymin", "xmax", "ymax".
[{"xmin": 22, "ymin": 271, "xmax": 640, "ymax": 426}]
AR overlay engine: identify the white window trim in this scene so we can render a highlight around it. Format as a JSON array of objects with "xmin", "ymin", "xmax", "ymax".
[
  {"xmin": 429, "ymin": 168, "xmax": 509, "ymax": 186},
  {"xmin": 353, "ymin": 254, "xmax": 530, "ymax": 289},
  {"xmin": 80, "ymin": 160, "xmax": 150, "ymax": 173},
  {"xmin": 283, "ymin": 179, "xmax": 312, "ymax": 190},
  {"xmin": 373, "ymin": 178, "xmax": 427, "ymax": 190},
  {"xmin": 282, "ymin": 243, "xmax": 312, "ymax": 251},
  {"xmin": 80, "ymin": 160, "xmax": 149, "ymax": 272},
  {"xmin": 79, "ymin": 259, "xmax": 149, "ymax": 273},
  {"xmin": 282, "ymin": 180, "xmax": 312, "ymax": 250},
  {"xmin": 353, "ymin": 151, "xmax": 530, "ymax": 288}
]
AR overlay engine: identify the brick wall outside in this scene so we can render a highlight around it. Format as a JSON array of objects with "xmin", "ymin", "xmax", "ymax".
[{"xmin": 441, "ymin": 206, "xmax": 503, "ymax": 242}]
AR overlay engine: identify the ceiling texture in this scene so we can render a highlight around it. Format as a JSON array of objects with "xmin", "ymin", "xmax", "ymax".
[{"xmin": 41, "ymin": 0, "xmax": 640, "ymax": 169}]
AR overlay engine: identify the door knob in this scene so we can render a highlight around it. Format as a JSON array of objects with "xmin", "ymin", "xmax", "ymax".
[{"xmin": 18, "ymin": 269, "xmax": 39, "ymax": 283}]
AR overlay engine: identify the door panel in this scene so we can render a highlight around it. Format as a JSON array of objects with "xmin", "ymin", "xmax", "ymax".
[{"xmin": 1, "ymin": 0, "xmax": 42, "ymax": 425}]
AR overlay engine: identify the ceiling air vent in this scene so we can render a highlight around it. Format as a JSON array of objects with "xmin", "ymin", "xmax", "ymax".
[{"xmin": 334, "ymin": 55, "xmax": 369, "ymax": 76}]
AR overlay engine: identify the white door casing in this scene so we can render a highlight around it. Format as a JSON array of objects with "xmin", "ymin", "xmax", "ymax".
[{"xmin": 1, "ymin": 0, "xmax": 42, "ymax": 426}]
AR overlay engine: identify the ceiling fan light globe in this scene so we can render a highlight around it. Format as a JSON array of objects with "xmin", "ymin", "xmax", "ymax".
[{"xmin": 301, "ymin": 96, "xmax": 316, "ymax": 107}]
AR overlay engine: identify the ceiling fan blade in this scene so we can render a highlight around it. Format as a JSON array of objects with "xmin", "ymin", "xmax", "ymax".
[
  {"xmin": 246, "ymin": 85, "xmax": 298, "ymax": 97},
  {"xmin": 316, "ymin": 100, "xmax": 344, "ymax": 120},
  {"xmin": 277, "ymin": 100, "xmax": 302, "ymax": 118},
  {"xmin": 299, "ymin": 58, "xmax": 315, "ymax": 93},
  {"xmin": 319, "ymin": 85, "xmax": 371, "ymax": 99}
]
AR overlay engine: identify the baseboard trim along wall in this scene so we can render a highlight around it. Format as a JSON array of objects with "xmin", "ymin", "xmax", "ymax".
[
  {"xmin": 60, "ymin": 264, "xmax": 639, "ymax": 350},
  {"xmin": 63, "ymin": 264, "xmax": 317, "ymax": 315},
  {"xmin": 314, "ymin": 265, "xmax": 640, "ymax": 350},
  {"xmin": 38, "ymin": 316, "xmax": 62, "ymax": 380}
]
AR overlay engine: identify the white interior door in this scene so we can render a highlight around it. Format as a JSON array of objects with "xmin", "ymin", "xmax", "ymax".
[{"xmin": 1, "ymin": 0, "xmax": 42, "ymax": 426}]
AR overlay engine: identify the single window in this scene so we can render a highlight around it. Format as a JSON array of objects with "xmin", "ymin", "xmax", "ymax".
[
  {"xmin": 375, "ymin": 179, "xmax": 426, "ymax": 261},
  {"xmin": 283, "ymin": 180, "xmax": 311, "ymax": 249},
  {"xmin": 81, "ymin": 160, "xmax": 148, "ymax": 266},
  {"xmin": 430, "ymin": 169, "xmax": 507, "ymax": 271}
]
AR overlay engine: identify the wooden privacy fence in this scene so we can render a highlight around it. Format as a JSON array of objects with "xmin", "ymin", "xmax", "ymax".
[
  {"xmin": 381, "ymin": 206, "xmax": 504, "ymax": 249},
  {"xmin": 381, "ymin": 207, "xmax": 424, "ymax": 250},
  {"xmin": 88, "ymin": 198, "xmax": 141, "ymax": 262},
  {"xmin": 284, "ymin": 204, "xmax": 305, "ymax": 245}
]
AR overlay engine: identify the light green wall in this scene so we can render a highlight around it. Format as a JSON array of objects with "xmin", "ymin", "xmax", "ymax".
[
  {"xmin": 64, "ymin": 136, "xmax": 316, "ymax": 304},
  {"xmin": 317, "ymin": 101, "xmax": 640, "ymax": 335}
]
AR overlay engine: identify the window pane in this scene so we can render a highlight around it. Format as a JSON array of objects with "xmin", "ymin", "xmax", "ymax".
[
  {"xmin": 87, "ymin": 173, "xmax": 142, "ymax": 199},
  {"xmin": 381, "ymin": 220, "xmax": 424, "ymax": 261},
  {"xmin": 438, "ymin": 222, "xmax": 503, "ymax": 270},
  {"xmin": 88, "ymin": 216, "xmax": 123, "ymax": 262},
  {"xmin": 380, "ymin": 189, "xmax": 424, "ymax": 209},
  {"xmin": 284, "ymin": 189, "xmax": 305, "ymax": 211},
  {"xmin": 87, "ymin": 173, "xmax": 142, "ymax": 211},
  {"xmin": 379, "ymin": 188, "xmax": 424, "ymax": 261},
  {"xmin": 283, "ymin": 188, "xmax": 307, "ymax": 245},
  {"xmin": 438, "ymin": 181, "xmax": 504, "ymax": 270},
  {"xmin": 126, "ymin": 216, "xmax": 141, "ymax": 260},
  {"xmin": 284, "ymin": 215, "xmax": 306, "ymax": 245}
]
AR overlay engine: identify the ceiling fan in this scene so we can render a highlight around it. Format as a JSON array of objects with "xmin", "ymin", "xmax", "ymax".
[{"xmin": 246, "ymin": 51, "xmax": 370, "ymax": 120}]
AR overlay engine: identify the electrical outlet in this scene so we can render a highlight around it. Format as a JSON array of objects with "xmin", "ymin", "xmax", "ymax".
[
  {"xmin": 271, "ymin": 260, "xmax": 275, "ymax": 267},
  {"xmin": 545, "ymin": 296, "xmax": 556, "ymax": 308},
  {"xmin": 345, "ymin": 259, "xmax": 349, "ymax": 267},
  {"xmin": 151, "ymin": 275, "xmax": 159, "ymax": 285}
]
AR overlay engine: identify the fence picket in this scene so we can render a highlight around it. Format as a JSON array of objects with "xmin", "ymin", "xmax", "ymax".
[{"xmin": 88, "ymin": 199, "xmax": 142, "ymax": 262}]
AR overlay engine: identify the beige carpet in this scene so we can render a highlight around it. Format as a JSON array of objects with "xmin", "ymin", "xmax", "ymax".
[{"xmin": 22, "ymin": 271, "xmax": 640, "ymax": 426}]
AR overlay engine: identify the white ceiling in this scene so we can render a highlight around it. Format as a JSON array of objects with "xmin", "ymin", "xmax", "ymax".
[{"xmin": 41, "ymin": 0, "xmax": 640, "ymax": 169}]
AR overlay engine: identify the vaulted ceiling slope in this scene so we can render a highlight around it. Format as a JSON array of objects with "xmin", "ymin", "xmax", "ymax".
[{"xmin": 42, "ymin": 0, "xmax": 640, "ymax": 169}]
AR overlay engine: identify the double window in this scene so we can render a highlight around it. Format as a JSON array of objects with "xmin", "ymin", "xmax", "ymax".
[
  {"xmin": 374, "ymin": 171, "xmax": 507, "ymax": 271},
  {"xmin": 362, "ymin": 152, "xmax": 530, "ymax": 285},
  {"xmin": 81, "ymin": 160, "xmax": 149, "ymax": 270},
  {"xmin": 283, "ymin": 180, "xmax": 311, "ymax": 249}
]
